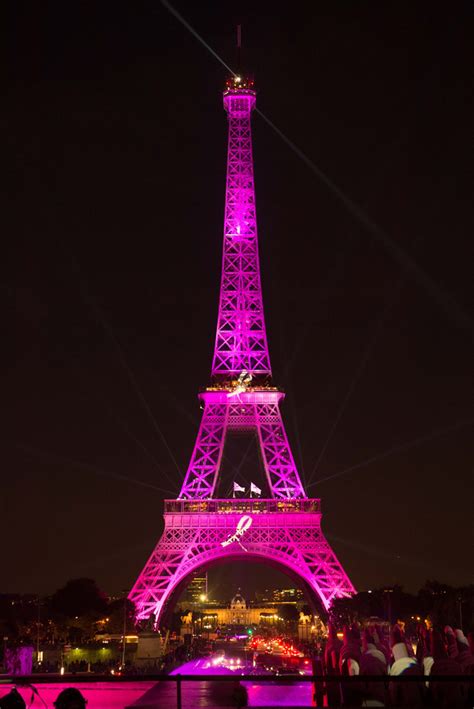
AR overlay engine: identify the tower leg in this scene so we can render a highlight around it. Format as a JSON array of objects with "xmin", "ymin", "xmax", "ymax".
[
  {"xmin": 179, "ymin": 403, "xmax": 227, "ymax": 499},
  {"xmin": 256, "ymin": 402, "xmax": 306, "ymax": 498}
]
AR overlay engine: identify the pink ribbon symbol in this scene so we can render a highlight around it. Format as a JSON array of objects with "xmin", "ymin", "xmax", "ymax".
[{"xmin": 221, "ymin": 515, "xmax": 253, "ymax": 551}]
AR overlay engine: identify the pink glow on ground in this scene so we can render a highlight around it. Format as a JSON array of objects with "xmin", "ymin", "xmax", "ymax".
[
  {"xmin": 243, "ymin": 681, "xmax": 312, "ymax": 707},
  {"xmin": 170, "ymin": 658, "xmax": 313, "ymax": 707},
  {"xmin": 0, "ymin": 681, "xmax": 155, "ymax": 708}
]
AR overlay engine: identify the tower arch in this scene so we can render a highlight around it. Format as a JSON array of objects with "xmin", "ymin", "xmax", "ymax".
[
  {"xmin": 130, "ymin": 498, "xmax": 353, "ymax": 626},
  {"xmin": 153, "ymin": 549, "xmax": 331, "ymax": 627}
]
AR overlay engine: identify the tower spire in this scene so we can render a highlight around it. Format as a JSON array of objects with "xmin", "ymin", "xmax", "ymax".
[
  {"xmin": 179, "ymin": 75, "xmax": 303, "ymax": 500},
  {"xmin": 211, "ymin": 74, "xmax": 271, "ymax": 384},
  {"xmin": 236, "ymin": 24, "xmax": 241, "ymax": 74}
]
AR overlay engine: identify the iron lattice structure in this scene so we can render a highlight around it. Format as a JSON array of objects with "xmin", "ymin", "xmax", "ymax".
[
  {"xmin": 130, "ymin": 76, "xmax": 355, "ymax": 623},
  {"xmin": 211, "ymin": 83, "xmax": 271, "ymax": 379}
]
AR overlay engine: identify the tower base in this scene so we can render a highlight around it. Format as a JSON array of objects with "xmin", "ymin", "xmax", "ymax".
[{"xmin": 129, "ymin": 498, "xmax": 354, "ymax": 624}]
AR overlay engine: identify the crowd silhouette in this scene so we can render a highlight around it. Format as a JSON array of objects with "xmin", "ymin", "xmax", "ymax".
[
  {"xmin": 321, "ymin": 621, "xmax": 474, "ymax": 706},
  {"xmin": 1, "ymin": 622, "xmax": 473, "ymax": 707}
]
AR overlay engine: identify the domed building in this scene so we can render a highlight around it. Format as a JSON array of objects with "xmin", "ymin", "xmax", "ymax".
[
  {"xmin": 202, "ymin": 590, "xmax": 275, "ymax": 627},
  {"xmin": 227, "ymin": 591, "xmax": 248, "ymax": 624}
]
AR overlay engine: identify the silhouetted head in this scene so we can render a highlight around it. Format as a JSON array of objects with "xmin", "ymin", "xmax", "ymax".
[
  {"xmin": 364, "ymin": 627, "xmax": 375, "ymax": 644},
  {"xmin": 54, "ymin": 688, "xmax": 87, "ymax": 709},
  {"xmin": 444, "ymin": 626, "xmax": 458, "ymax": 657},
  {"xmin": 390, "ymin": 624, "xmax": 404, "ymax": 647},
  {"xmin": 0, "ymin": 688, "xmax": 26, "ymax": 709},
  {"xmin": 350, "ymin": 622, "xmax": 361, "ymax": 642},
  {"xmin": 430, "ymin": 630, "xmax": 447, "ymax": 660},
  {"xmin": 454, "ymin": 628, "xmax": 469, "ymax": 653}
]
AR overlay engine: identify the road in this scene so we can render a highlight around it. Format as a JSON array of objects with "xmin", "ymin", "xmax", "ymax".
[
  {"xmin": 163, "ymin": 644, "xmax": 313, "ymax": 708},
  {"xmin": 125, "ymin": 642, "xmax": 313, "ymax": 707}
]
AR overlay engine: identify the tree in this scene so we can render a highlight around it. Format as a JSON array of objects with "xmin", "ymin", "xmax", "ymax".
[
  {"xmin": 169, "ymin": 610, "xmax": 184, "ymax": 634},
  {"xmin": 50, "ymin": 579, "xmax": 107, "ymax": 619},
  {"xmin": 276, "ymin": 604, "xmax": 300, "ymax": 633},
  {"xmin": 329, "ymin": 587, "xmax": 419, "ymax": 628},
  {"xmin": 49, "ymin": 579, "xmax": 107, "ymax": 642},
  {"xmin": 103, "ymin": 598, "xmax": 136, "ymax": 635},
  {"xmin": 330, "ymin": 592, "xmax": 377, "ymax": 627},
  {"xmin": 277, "ymin": 605, "xmax": 300, "ymax": 623},
  {"xmin": 418, "ymin": 581, "xmax": 460, "ymax": 627}
]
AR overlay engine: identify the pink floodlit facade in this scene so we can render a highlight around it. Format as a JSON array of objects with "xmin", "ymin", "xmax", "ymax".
[
  {"xmin": 212, "ymin": 78, "xmax": 271, "ymax": 380},
  {"xmin": 130, "ymin": 501, "xmax": 352, "ymax": 622},
  {"xmin": 129, "ymin": 76, "xmax": 355, "ymax": 624}
]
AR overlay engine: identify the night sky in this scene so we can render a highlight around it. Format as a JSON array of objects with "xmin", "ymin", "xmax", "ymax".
[{"xmin": 4, "ymin": 1, "xmax": 473, "ymax": 600}]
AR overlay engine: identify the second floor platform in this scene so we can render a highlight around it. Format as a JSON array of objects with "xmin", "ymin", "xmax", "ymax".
[{"xmin": 165, "ymin": 498, "xmax": 321, "ymax": 515}]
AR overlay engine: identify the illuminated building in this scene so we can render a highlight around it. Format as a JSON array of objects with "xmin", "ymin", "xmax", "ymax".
[
  {"xmin": 202, "ymin": 592, "xmax": 276, "ymax": 627},
  {"xmin": 182, "ymin": 574, "xmax": 208, "ymax": 605}
]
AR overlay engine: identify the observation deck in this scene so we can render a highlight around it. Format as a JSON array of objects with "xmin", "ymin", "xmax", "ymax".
[
  {"xmin": 223, "ymin": 75, "xmax": 256, "ymax": 113},
  {"xmin": 224, "ymin": 74, "xmax": 255, "ymax": 95},
  {"xmin": 166, "ymin": 498, "xmax": 321, "ymax": 514}
]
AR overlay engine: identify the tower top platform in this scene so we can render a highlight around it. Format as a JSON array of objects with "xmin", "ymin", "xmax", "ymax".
[
  {"xmin": 224, "ymin": 74, "xmax": 255, "ymax": 94},
  {"xmin": 223, "ymin": 75, "xmax": 256, "ymax": 113}
]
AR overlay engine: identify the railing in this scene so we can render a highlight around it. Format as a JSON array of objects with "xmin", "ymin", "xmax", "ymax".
[
  {"xmin": 165, "ymin": 498, "xmax": 321, "ymax": 514},
  {"xmin": 1, "ymin": 673, "xmax": 472, "ymax": 709}
]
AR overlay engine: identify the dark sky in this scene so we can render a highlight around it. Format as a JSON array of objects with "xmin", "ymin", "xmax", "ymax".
[{"xmin": 4, "ymin": 1, "xmax": 473, "ymax": 600}]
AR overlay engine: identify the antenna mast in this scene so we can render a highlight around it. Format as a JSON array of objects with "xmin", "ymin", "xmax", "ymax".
[{"xmin": 236, "ymin": 24, "xmax": 242, "ymax": 74}]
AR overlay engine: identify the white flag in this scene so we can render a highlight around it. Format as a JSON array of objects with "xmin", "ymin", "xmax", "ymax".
[
  {"xmin": 250, "ymin": 482, "xmax": 261, "ymax": 496},
  {"xmin": 233, "ymin": 482, "xmax": 245, "ymax": 493}
]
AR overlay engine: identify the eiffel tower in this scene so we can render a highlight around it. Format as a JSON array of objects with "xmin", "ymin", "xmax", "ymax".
[{"xmin": 129, "ymin": 74, "xmax": 355, "ymax": 623}]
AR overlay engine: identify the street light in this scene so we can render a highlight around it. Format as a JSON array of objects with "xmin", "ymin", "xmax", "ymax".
[
  {"xmin": 383, "ymin": 589, "xmax": 394, "ymax": 628},
  {"xmin": 36, "ymin": 596, "xmax": 41, "ymax": 664},
  {"xmin": 457, "ymin": 595, "xmax": 463, "ymax": 628},
  {"xmin": 121, "ymin": 590, "xmax": 128, "ymax": 671}
]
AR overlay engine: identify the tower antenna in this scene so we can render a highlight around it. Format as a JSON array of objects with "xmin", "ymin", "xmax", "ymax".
[{"xmin": 236, "ymin": 24, "xmax": 242, "ymax": 74}]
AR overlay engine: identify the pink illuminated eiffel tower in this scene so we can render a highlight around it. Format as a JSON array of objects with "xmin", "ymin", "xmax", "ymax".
[{"xmin": 129, "ymin": 75, "xmax": 355, "ymax": 624}]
